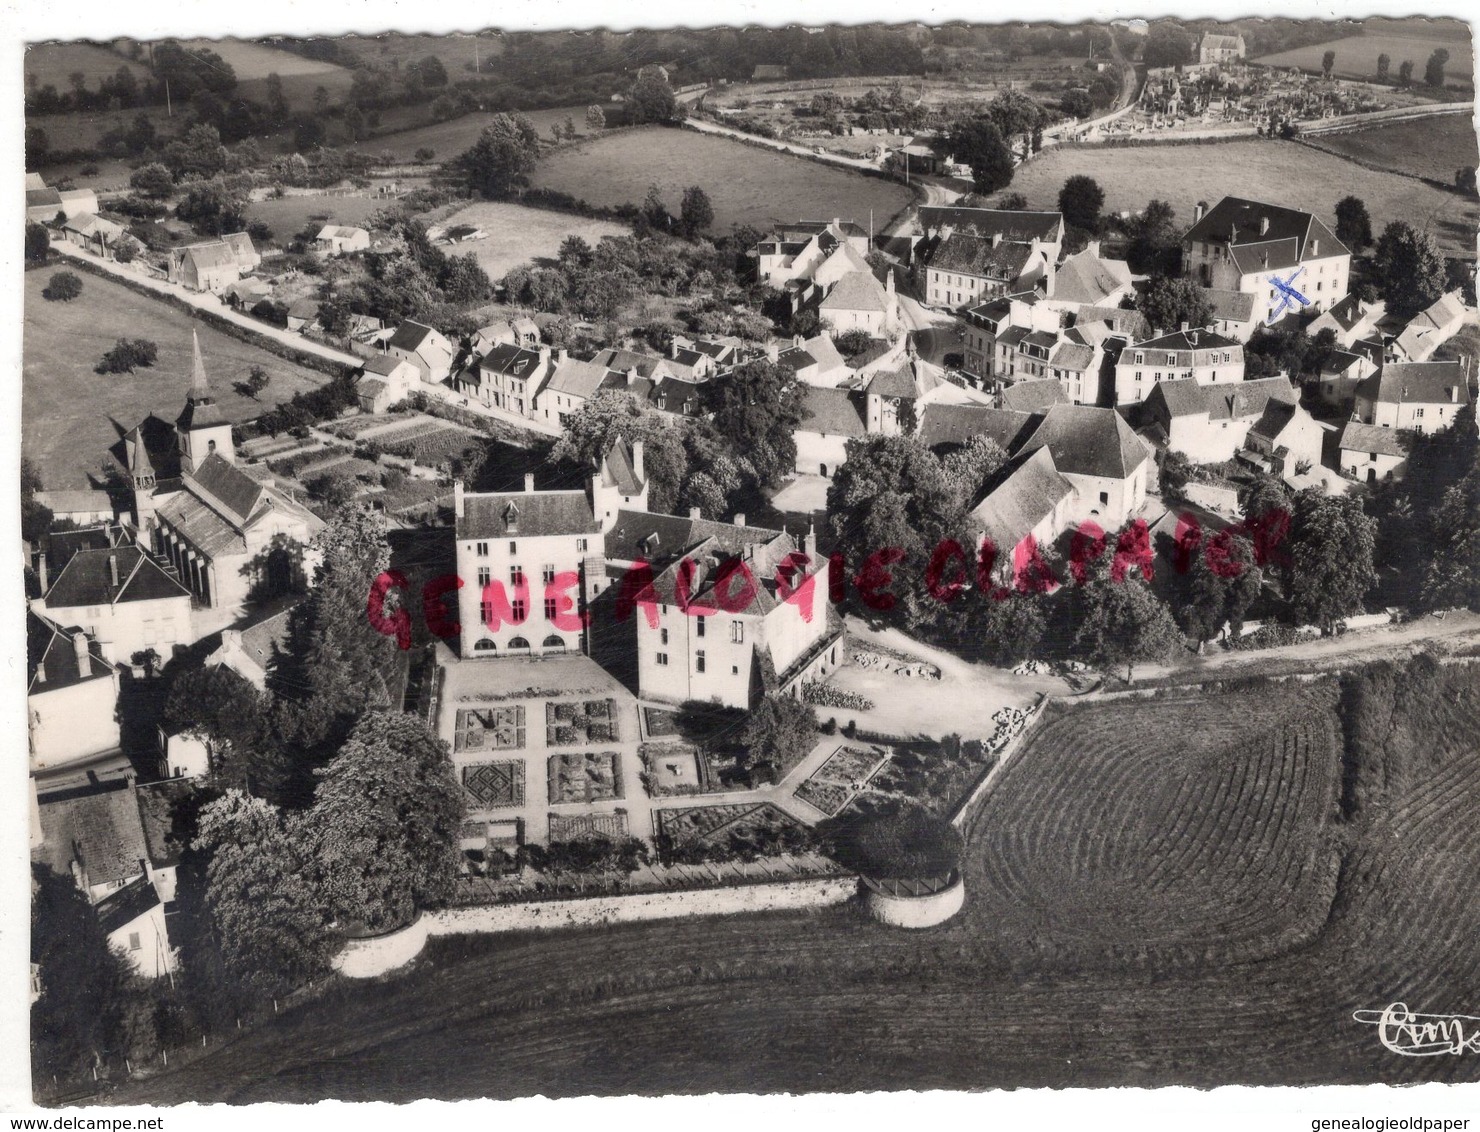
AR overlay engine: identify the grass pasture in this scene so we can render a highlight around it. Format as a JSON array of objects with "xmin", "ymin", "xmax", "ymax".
[
  {"xmin": 431, "ymin": 201, "xmax": 629, "ymax": 278},
  {"xmin": 174, "ymin": 38, "xmax": 356, "ymax": 111},
  {"xmin": 244, "ymin": 194, "xmax": 388, "ymax": 241},
  {"xmin": 530, "ymin": 126, "xmax": 916, "ymax": 232},
  {"xmin": 1254, "ymin": 19, "xmax": 1473, "ymax": 85},
  {"xmin": 22, "ymin": 267, "xmax": 330, "ymax": 490},
  {"xmin": 332, "ymin": 32, "xmax": 504, "ymax": 78},
  {"xmin": 351, "ymin": 107, "xmax": 601, "ymax": 164},
  {"xmin": 1009, "ymin": 136, "xmax": 1479, "ymax": 256},
  {"xmin": 1300, "ymin": 113, "xmax": 1480, "ymax": 185},
  {"xmin": 24, "ymin": 42, "xmax": 146, "ymax": 92}
]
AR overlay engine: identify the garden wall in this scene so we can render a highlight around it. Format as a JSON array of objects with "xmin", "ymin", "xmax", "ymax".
[{"xmin": 863, "ymin": 875, "xmax": 965, "ymax": 928}]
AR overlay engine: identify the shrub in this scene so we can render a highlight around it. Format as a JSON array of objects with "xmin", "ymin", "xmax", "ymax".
[
  {"xmin": 818, "ymin": 802, "xmax": 963, "ymax": 880},
  {"xmin": 95, "ymin": 337, "xmax": 158, "ymax": 374},
  {"xmin": 42, "ymin": 271, "xmax": 82, "ymax": 302}
]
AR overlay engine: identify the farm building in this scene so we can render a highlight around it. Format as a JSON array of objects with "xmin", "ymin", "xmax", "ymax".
[
  {"xmin": 168, "ymin": 232, "xmax": 261, "ymax": 294},
  {"xmin": 969, "ymin": 447, "xmax": 1077, "ymax": 589},
  {"xmin": 286, "ymin": 298, "xmax": 321, "ymax": 333},
  {"xmin": 1352, "ymin": 360, "xmax": 1473, "ymax": 435},
  {"xmin": 1388, "ymin": 292, "xmax": 1467, "ymax": 363},
  {"xmin": 1198, "ymin": 31, "xmax": 1247, "ymax": 63},
  {"xmin": 316, "ymin": 224, "xmax": 371, "ymax": 256},
  {"xmin": 1305, "ymin": 292, "xmax": 1386, "ymax": 349},
  {"xmin": 388, "ymin": 320, "xmax": 458, "ymax": 385},
  {"xmin": 358, "ymin": 354, "xmax": 419, "ymax": 414},
  {"xmin": 1145, "ymin": 375, "xmax": 1299, "ymax": 465},
  {"xmin": 795, "ymin": 385, "xmax": 868, "ymax": 477},
  {"xmin": 1339, "ymin": 420, "xmax": 1412, "ymax": 484},
  {"xmin": 61, "ymin": 214, "xmax": 126, "ymax": 258}
]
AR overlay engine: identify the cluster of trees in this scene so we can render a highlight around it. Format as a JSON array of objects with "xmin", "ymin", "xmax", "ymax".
[
  {"xmin": 448, "ymin": 113, "xmax": 542, "ymax": 200},
  {"xmin": 329, "ymin": 218, "xmax": 492, "ymax": 336},
  {"xmin": 95, "ymin": 338, "xmax": 159, "ymax": 375},
  {"xmin": 947, "ymin": 90, "xmax": 1048, "ymax": 195},
  {"xmin": 1058, "ymin": 70, "xmax": 1121, "ymax": 120}
]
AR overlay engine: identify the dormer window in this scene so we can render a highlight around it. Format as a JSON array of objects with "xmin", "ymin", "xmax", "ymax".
[{"xmin": 503, "ymin": 502, "xmax": 519, "ymax": 532}]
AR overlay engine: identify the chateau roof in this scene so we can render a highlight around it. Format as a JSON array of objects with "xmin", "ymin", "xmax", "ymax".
[{"xmin": 456, "ymin": 491, "xmax": 599, "ymax": 540}]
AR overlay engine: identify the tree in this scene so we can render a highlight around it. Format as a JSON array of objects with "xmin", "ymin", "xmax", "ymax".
[
  {"xmin": 739, "ymin": 694, "xmax": 817, "ymax": 776},
  {"xmin": 1373, "ymin": 221, "xmax": 1447, "ymax": 319},
  {"xmin": 939, "ymin": 433, "xmax": 1007, "ymax": 508},
  {"xmin": 1424, "ymin": 48, "xmax": 1449, "ymax": 87},
  {"xmin": 1141, "ymin": 24, "xmax": 1194, "ymax": 69},
  {"xmin": 553, "ymin": 393, "xmax": 690, "ymax": 513},
  {"xmin": 629, "ymin": 65, "xmax": 679, "ymax": 124},
  {"xmin": 25, "ymin": 220, "xmax": 50, "ymax": 265},
  {"xmin": 948, "ymin": 116, "xmax": 1015, "ymax": 195},
  {"xmin": 192, "ymin": 791, "xmax": 331, "ymax": 997},
  {"xmin": 1158, "ymin": 449, "xmax": 1192, "ymax": 501},
  {"xmin": 31, "ymin": 864, "xmax": 130, "ymax": 1079},
  {"xmin": 307, "ymin": 712, "xmax": 464, "ymax": 933},
  {"xmin": 42, "ymin": 271, "xmax": 82, "ymax": 302},
  {"xmin": 1074, "ymin": 576, "xmax": 1185, "ymax": 681},
  {"xmin": 1285, "ymin": 491, "xmax": 1377, "ymax": 634},
  {"xmin": 1058, "ymin": 174, "xmax": 1105, "ymax": 235},
  {"xmin": 1179, "ymin": 530, "xmax": 1263, "ymax": 647},
  {"xmin": 413, "ymin": 146, "xmax": 435, "ymax": 163},
  {"xmin": 21, "ymin": 458, "xmax": 54, "ymax": 543},
  {"xmin": 415, "ymin": 54, "xmax": 448, "ymax": 88},
  {"xmin": 956, "ymin": 592, "xmax": 1046, "ymax": 666},
  {"xmin": 95, "ymin": 338, "xmax": 158, "ymax": 374},
  {"xmin": 997, "ymin": 192, "xmax": 1029, "ymax": 210},
  {"xmin": 704, "ymin": 358, "xmax": 804, "ymax": 488},
  {"xmin": 819, "ymin": 803, "xmax": 963, "ymax": 880},
  {"xmin": 585, "ymin": 104, "xmax": 606, "ymax": 130},
  {"xmin": 985, "ymin": 88, "xmax": 1045, "ymax": 145},
  {"xmin": 452, "ymin": 113, "xmax": 542, "ymax": 200},
  {"xmin": 1334, "ymin": 195, "xmax": 1373, "ymax": 252},
  {"xmin": 828, "ymin": 434, "xmax": 964, "ymax": 573},
  {"xmin": 1059, "ymin": 89, "xmax": 1093, "ymax": 119},
  {"xmin": 173, "ymin": 178, "xmax": 248, "ymax": 236},
  {"xmin": 129, "ymin": 162, "xmax": 175, "ymax": 199},
  {"xmin": 1126, "ymin": 198, "xmax": 1180, "ymax": 276},
  {"xmin": 1398, "ymin": 60, "xmax": 1414, "ymax": 86},
  {"xmin": 1322, "ymin": 50, "xmax": 1336, "ymax": 78},
  {"xmin": 679, "ymin": 186, "xmax": 715, "ymax": 238},
  {"xmin": 1375, "ymin": 53, "xmax": 1391, "ymax": 82},
  {"xmin": 1137, "ymin": 275, "xmax": 1212, "ymax": 334},
  {"xmin": 1457, "ymin": 166, "xmax": 1478, "ymax": 197}
]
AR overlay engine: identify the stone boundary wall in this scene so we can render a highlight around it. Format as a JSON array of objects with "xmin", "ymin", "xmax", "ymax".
[
  {"xmin": 334, "ymin": 876, "xmax": 858, "ymax": 978},
  {"xmin": 863, "ymin": 876, "xmax": 965, "ymax": 928}
]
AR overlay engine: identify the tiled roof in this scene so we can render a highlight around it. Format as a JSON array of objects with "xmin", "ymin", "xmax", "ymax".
[
  {"xmin": 44, "ymin": 546, "xmax": 190, "ymax": 610},
  {"xmin": 600, "ymin": 438, "xmax": 643, "ymax": 496},
  {"xmin": 927, "ymin": 232, "xmax": 1034, "ymax": 281},
  {"xmin": 155, "ymin": 492, "xmax": 248, "ymax": 558},
  {"xmin": 238, "ymin": 605, "xmax": 297, "ymax": 676},
  {"xmin": 1076, "ymin": 305, "xmax": 1151, "ymax": 340},
  {"xmin": 1322, "ymin": 350, "xmax": 1368, "ymax": 377},
  {"xmin": 1185, "ymin": 197, "xmax": 1349, "ymax": 262},
  {"xmin": 798, "ymin": 386, "xmax": 867, "ymax": 436},
  {"xmin": 1132, "ymin": 328, "xmax": 1242, "ymax": 353},
  {"xmin": 919, "ymin": 206, "xmax": 1063, "ymax": 243},
  {"xmin": 1339, "ymin": 420, "xmax": 1410, "ymax": 458},
  {"xmin": 916, "ymin": 405, "xmax": 1037, "ymax": 452},
  {"xmin": 820, "ymin": 269, "xmax": 890, "ymax": 313},
  {"xmin": 183, "ymin": 241, "xmax": 239, "ymax": 273},
  {"xmin": 287, "ymin": 298, "xmax": 320, "ymax": 320},
  {"xmin": 363, "ymin": 354, "xmax": 411, "ymax": 377},
  {"xmin": 1149, "ymin": 376, "xmax": 1296, "ymax": 421},
  {"xmin": 479, "ymin": 343, "xmax": 545, "ymax": 379},
  {"xmin": 1357, "ymin": 361, "xmax": 1470, "ymax": 406},
  {"xmin": 605, "ymin": 509, "xmax": 785, "ymax": 568},
  {"xmin": 545, "ymin": 356, "xmax": 613, "ymax": 399},
  {"xmin": 1249, "ymin": 400, "xmax": 1299, "ymax": 442},
  {"xmin": 1049, "ymin": 341, "xmax": 1096, "ymax": 371},
  {"xmin": 1229, "ymin": 237, "xmax": 1302, "ymax": 276},
  {"xmin": 27, "ymin": 187, "xmax": 63, "ymax": 208},
  {"xmin": 1019, "ymin": 403, "xmax": 1150, "ymax": 479},
  {"xmin": 1000, "ymin": 379, "xmax": 1068, "ymax": 414},
  {"xmin": 1052, "ymin": 249, "xmax": 1127, "ymax": 306},
  {"xmin": 969, "ymin": 447, "xmax": 1075, "ymax": 555},
  {"xmin": 457, "ymin": 491, "xmax": 599, "ymax": 540},
  {"xmin": 591, "ymin": 347, "xmax": 669, "ymax": 380},
  {"xmin": 389, "ymin": 320, "xmax": 439, "ymax": 352},
  {"xmin": 34, "ymin": 489, "xmax": 114, "ymax": 516},
  {"xmin": 27, "ymin": 610, "xmax": 111, "ymax": 694},
  {"xmin": 1203, "ymin": 288, "xmax": 1256, "ymax": 322},
  {"xmin": 219, "ymin": 232, "xmax": 257, "ymax": 263},
  {"xmin": 34, "ymin": 785, "xmax": 148, "ymax": 888},
  {"xmin": 190, "ymin": 454, "xmax": 267, "ymax": 525}
]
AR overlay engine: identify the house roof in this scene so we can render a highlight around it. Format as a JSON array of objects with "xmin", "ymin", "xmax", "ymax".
[
  {"xmin": 916, "ymin": 405, "xmax": 1037, "ymax": 452},
  {"xmin": 797, "ymin": 333, "xmax": 845, "ymax": 374},
  {"xmin": 27, "ymin": 187, "xmax": 63, "ymax": 208},
  {"xmin": 919, "ymin": 206, "xmax": 1064, "ymax": 243},
  {"xmin": 44, "ymin": 546, "xmax": 191, "ymax": 610},
  {"xmin": 600, "ymin": 437, "xmax": 644, "ymax": 496},
  {"xmin": 1229, "ymin": 237, "xmax": 1302, "ymax": 276},
  {"xmin": 33, "ymin": 785, "xmax": 148, "ymax": 889},
  {"xmin": 1049, "ymin": 341, "xmax": 1097, "ymax": 371},
  {"xmin": 591, "ymin": 347, "xmax": 670, "ymax": 380},
  {"xmin": 237, "ymin": 604, "xmax": 297, "ymax": 678},
  {"xmin": 820, "ymin": 269, "xmax": 891, "ymax": 313},
  {"xmin": 606, "ymin": 509, "xmax": 790, "ymax": 591},
  {"xmin": 1076, "ymin": 305, "xmax": 1151, "ymax": 340},
  {"xmin": 1310, "ymin": 292, "xmax": 1373, "ymax": 334},
  {"xmin": 1201, "ymin": 32, "xmax": 1244, "ymax": 49},
  {"xmin": 1203, "ymin": 288, "xmax": 1256, "ymax": 323},
  {"xmin": 27, "ymin": 609, "xmax": 111, "ymax": 694},
  {"xmin": 1322, "ymin": 350, "xmax": 1369, "ymax": 377},
  {"xmin": 34, "ymin": 489, "xmax": 114, "ymax": 516},
  {"xmin": 317, "ymin": 225, "xmax": 367, "ymax": 240},
  {"xmin": 545, "ymin": 356, "xmax": 613, "ymax": 400},
  {"xmin": 1339, "ymin": 420, "xmax": 1410, "ymax": 458},
  {"xmin": 798, "ymin": 386, "xmax": 867, "ymax": 437},
  {"xmin": 1394, "ymin": 292, "xmax": 1467, "ymax": 358},
  {"xmin": 1149, "ymin": 375, "xmax": 1297, "ymax": 421},
  {"xmin": 1132, "ymin": 327, "xmax": 1242, "ymax": 353},
  {"xmin": 1000, "ymin": 379, "xmax": 1068, "ymax": 413},
  {"xmin": 926, "ymin": 232, "xmax": 1035, "ymax": 282},
  {"xmin": 220, "ymin": 232, "xmax": 257, "ymax": 263},
  {"xmin": 865, "ymin": 358, "xmax": 944, "ymax": 401},
  {"xmin": 1019, "ymin": 403, "xmax": 1150, "ymax": 479},
  {"xmin": 456, "ymin": 491, "xmax": 599, "ymax": 540},
  {"xmin": 190, "ymin": 454, "xmax": 270, "ymax": 525},
  {"xmin": 388, "ymin": 320, "xmax": 442, "ymax": 353},
  {"xmin": 1185, "ymin": 197, "xmax": 1349, "ymax": 263},
  {"xmin": 479, "ymin": 343, "xmax": 546, "ymax": 379},
  {"xmin": 286, "ymin": 298, "xmax": 320, "ymax": 320},
  {"xmin": 136, "ymin": 779, "xmax": 197, "ymax": 869},
  {"xmin": 969, "ymin": 447, "xmax": 1076, "ymax": 555},
  {"xmin": 1357, "ymin": 361, "xmax": 1471, "ymax": 406},
  {"xmin": 182, "ymin": 241, "xmax": 240, "ymax": 273},
  {"xmin": 1052, "ymin": 249, "xmax": 1127, "ymax": 306},
  {"xmin": 1249, "ymin": 399, "xmax": 1300, "ymax": 442},
  {"xmin": 363, "ymin": 354, "xmax": 411, "ymax": 377}
]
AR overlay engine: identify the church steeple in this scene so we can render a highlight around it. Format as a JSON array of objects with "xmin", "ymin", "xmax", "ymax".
[{"xmin": 175, "ymin": 329, "xmax": 235, "ymax": 474}]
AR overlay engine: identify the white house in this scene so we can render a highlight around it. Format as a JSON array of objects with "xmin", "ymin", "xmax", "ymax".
[
  {"xmin": 358, "ymin": 354, "xmax": 420, "ymax": 414},
  {"xmin": 1113, "ymin": 327, "xmax": 1245, "ymax": 406},
  {"xmin": 795, "ymin": 386, "xmax": 868, "ymax": 477},
  {"xmin": 1339, "ymin": 420, "xmax": 1412, "ymax": 484},
  {"xmin": 1015, "ymin": 403, "xmax": 1152, "ymax": 529},
  {"xmin": 316, "ymin": 225, "xmax": 371, "ymax": 256},
  {"xmin": 1389, "ymin": 292, "xmax": 1467, "ymax": 363},
  {"xmin": 917, "ymin": 207, "xmax": 1064, "ymax": 309},
  {"xmin": 388, "ymin": 320, "xmax": 457, "ymax": 385},
  {"xmin": 36, "ymin": 546, "xmax": 193, "ymax": 664},
  {"xmin": 819, "ymin": 268, "xmax": 899, "ymax": 336},
  {"xmin": 27, "ymin": 610, "xmax": 121, "ymax": 776},
  {"xmin": 1042, "ymin": 241, "xmax": 1133, "ymax": 315},
  {"xmin": 1306, "ymin": 292, "xmax": 1387, "ymax": 349},
  {"xmin": 1353, "ymin": 360, "xmax": 1473, "ymax": 435},
  {"xmin": 1145, "ymin": 376, "xmax": 1299, "ymax": 465}
]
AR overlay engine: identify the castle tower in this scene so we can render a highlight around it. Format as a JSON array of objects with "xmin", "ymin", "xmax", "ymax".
[{"xmin": 175, "ymin": 330, "xmax": 235, "ymax": 475}]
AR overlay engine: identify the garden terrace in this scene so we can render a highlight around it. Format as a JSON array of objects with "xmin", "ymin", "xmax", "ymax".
[
  {"xmin": 546, "ymin": 699, "xmax": 620, "ymax": 746},
  {"xmin": 793, "ymin": 744, "xmax": 891, "ymax": 818},
  {"xmin": 656, "ymin": 803, "xmax": 807, "ymax": 852},
  {"xmin": 455, "ymin": 706, "xmax": 527, "ymax": 752},
  {"xmin": 547, "ymin": 811, "xmax": 629, "ymax": 842},
  {"xmin": 461, "ymin": 760, "xmax": 526, "ymax": 809},
  {"xmin": 547, "ymin": 751, "xmax": 623, "ymax": 804}
]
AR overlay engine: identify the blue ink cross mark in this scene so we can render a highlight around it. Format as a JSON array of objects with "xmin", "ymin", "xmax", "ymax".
[{"xmin": 1266, "ymin": 266, "xmax": 1310, "ymax": 325}]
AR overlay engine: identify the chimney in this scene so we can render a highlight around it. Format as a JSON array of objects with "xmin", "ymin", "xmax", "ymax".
[
  {"xmin": 1193, "ymin": 200, "xmax": 1207, "ymax": 223},
  {"xmin": 524, "ymin": 473, "xmax": 536, "ymax": 493},
  {"xmin": 670, "ymin": 340, "xmax": 680, "ymax": 359},
  {"xmin": 804, "ymin": 521, "xmax": 818, "ymax": 559},
  {"xmin": 72, "ymin": 628, "xmax": 91, "ymax": 675},
  {"xmin": 1180, "ymin": 321, "xmax": 1190, "ymax": 333},
  {"xmin": 626, "ymin": 367, "xmax": 638, "ymax": 386},
  {"xmin": 765, "ymin": 341, "xmax": 779, "ymax": 363},
  {"xmin": 454, "ymin": 480, "xmax": 465, "ymax": 519},
  {"xmin": 632, "ymin": 440, "xmax": 645, "ymax": 482},
  {"xmin": 556, "ymin": 347, "xmax": 568, "ymax": 365},
  {"xmin": 734, "ymin": 513, "xmax": 746, "ymax": 527},
  {"xmin": 1260, "ymin": 251, "xmax": 1269, "ymax": 269},
  {"xmin": 1086, "ymin": 238, "xmax": 1101, "ymax": 258},
  {"xmin": 991, "ymin": 231, "xmax": 1004, "ymax": 248},
  {"xmin": 1310, "ymin": 238, "xmax": 1319, "ymax": 256},
  {"xmin": 690, "ymin": 506, "xmax": 702, "ymax": 520},
  {"xmin": 538, "ymin": 345, "xmax": 551, "ymax": 370},
  {"xmin": 1259, "ymin": 216, "xmax": 1270, "ymax": 236},
  {"xmin": 108, "ymin": 553, "xmax": 119, "ymax": 590},
  {"xmin": 36, "ymin": 552, "xmax": 48, "ymax": 595},
  {"xmin": 1451, "ymin": 386, "xmax": 1460, "ymax": 403}
]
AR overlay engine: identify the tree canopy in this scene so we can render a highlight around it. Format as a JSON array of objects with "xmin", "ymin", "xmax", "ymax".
[
  {"xmin": 739, "ymin": 693, "xmax": 817, "ymax": 775},
  {"xmin": 1334, "ymin": 195, "xmax": 1373, "ymax": 252},
  {"xmin": 1058, "ymin": 174, "xmax": 1105, "ymax": 234},
  {"xmin": 1372, "ymin": 221, "xmax": 1446, "ymax": 319},
  {"xmin": 1073, "ymin": 574, "xmax": 1185, "ymax": 680},
  {"xmin": 629, "ymin": 65, "xmax": 679, "ymax": 124},
  {"xmin": 703, "ymin": 358, "xmax": 804, "ymax": 488},
  {"xmin": 1285, "ymin": 490, "xmax": 1377, "ymax": 634},
  {"xmin": 1138, "ymin": 275, "xmax": 1213, "ymax": 335},
  {"xmin": 948, "ymin": 117, "xmax": 1015, "ymax": 195},
  {"xmin": 451, "ymin": 114, "xmax": 542, "ymax": 200},
  {"xmin": 819, "ymin": 803, "xmax": 963, "ymax": 880}
]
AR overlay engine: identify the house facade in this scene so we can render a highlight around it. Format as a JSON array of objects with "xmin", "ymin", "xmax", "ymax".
[
  {"xmin": 1113, "ymin": 328, "xmax": 1245, "ymax": 405},
  {"xmin": 37, "ymin": 547, "xmax": 193, "ymax": 663},
  {"xmin": 388, "ymin": 320, "xmax": 457, "ymax": 385},
  {"xmin": 1145, "ymin": 376, "xmax": 1299, "ymax": 465},
  {"xmin": 1352, "ymin": 361, "xmax": 1473, "ymax": 435},
  {"xmin": 27, "ymin": 611, "xmax": 121, "ymax": 775},
  {"xmin": 916, "ymin": 207, "xmax": 1064, "ymax": 309}
]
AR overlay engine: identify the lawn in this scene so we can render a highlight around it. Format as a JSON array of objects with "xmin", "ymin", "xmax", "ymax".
[
  {"xmin": 1009, "ymin": 135, "xmax": 1480, "ymax": 256},
  {"xmin": 431, "ymin": 201, "xmax": 629, "ymax": 278},
  {"xmin": 22, "ymin": 267, "xmax": 331, "ymax": 490},
  {"xmin": 529, "ymin": 126, "xmax": 916, "ymax": 233},
  {"xmin": 1300, "ymin": 113, "xmax": 1480, "ymax": 185},
  {"xmin": 353, "ymin": 106, "xmax": 602, "ymax": 163},
  {"xmin": 244, "ymin": 194, "xmax": 388, "ymax": 242},
  {"xmin": 24, "ymin": 42, "xmax": 147, "ymax": 91},
  {"xmin": 1254, "ymin": 19, "xmax": 1473, "ymax": 84},
  {"xmin": 174, "ymin": 38, "xmax": 355, "ymax": 111}
]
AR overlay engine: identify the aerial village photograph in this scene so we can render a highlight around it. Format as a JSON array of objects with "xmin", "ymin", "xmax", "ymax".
[{"xmin": 11, "ymin": 0, "xmax": 1480, "ymax": 1124}]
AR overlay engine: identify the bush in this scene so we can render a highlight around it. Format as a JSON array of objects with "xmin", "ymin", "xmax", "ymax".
[
  {"xmin": 42, "ymin": 271, "xmax": 82, "ymax": 302},
  {"xmin": 95, "ymin": 337, "xmax": 158, "ymax": 374},
  {"xmin": 818, "ymin": 802, "xmax": 963, "ymax": 880}
]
